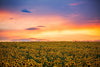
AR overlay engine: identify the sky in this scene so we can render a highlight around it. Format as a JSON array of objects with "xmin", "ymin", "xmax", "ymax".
[{"xmin": 0, "ymin": 0, "xmax": 100, "ymax": 41}]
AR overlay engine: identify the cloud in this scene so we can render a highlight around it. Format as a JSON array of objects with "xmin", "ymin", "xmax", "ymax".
[
  {"xmin": 69, "ymin": 2, "xmax": 83, "ymax": 6},
  {"xmin": 26, "ymin": 27, "xmax": 39, "ymax": 30},
  {"xmin": 11, "ymin": 38, "xmax": 49, "ymax": 41},
  {"xmin": 29, "ymin": 38, "xmax": 49, "ymax": 41},
  {"xmin": 0, "ymin": 29, "xmax": 5, "ymax": 32},
  {"xmin": 29, "ymin": 38, "xmax": 38, "ymax": 40},
  {"xmin": 94, "ymin": 40, "xmax": 100, "ymax": 42},
  {"xmin": 9, "ymin": 18, "xmax": 14, "ymax": 20},
  {"xmin": 21, "ymin": 9, "xmax": 31, "ymax": 13},
  {"xmin": 0, "ymin": 36, "xmax": 9, "ymax": 40},
  {"xmin": 37, "ymin": 26, "xmax": 45, "ymax": 27},
  {"xmin": 88, "ymin": 19, "xmax": 100, "ymax": 24},
  {"xmin": 11, "ymin": 39, "xmax": 32, "ymax": 41}
]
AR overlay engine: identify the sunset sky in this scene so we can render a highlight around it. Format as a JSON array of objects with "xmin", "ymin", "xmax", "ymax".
[{"xmin": 0, "ymin": 0, "xmax": 100, "ymax": 41}]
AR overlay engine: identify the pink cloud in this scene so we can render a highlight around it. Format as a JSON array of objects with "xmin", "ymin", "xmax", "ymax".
[
  {"xmin": 69, "ymin": 2, "xmax": 83, "ymax": 6},
  {"xmin": 88, "ymin": 19, "xmax": 100, "ymax": 24}
]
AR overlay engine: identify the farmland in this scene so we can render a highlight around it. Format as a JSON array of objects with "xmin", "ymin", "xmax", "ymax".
[{"xmin": 0, "ymin": 42, "xmax": 100, "ymax": 67}]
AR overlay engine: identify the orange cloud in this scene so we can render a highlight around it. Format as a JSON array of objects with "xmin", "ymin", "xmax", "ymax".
[
  {"xmin": 0, "ymin": 11, "xmax": 100, "ymax": 41},
  {"xmin": 0, "ymin": 11, "xmax": 67, "ymax": 30}
]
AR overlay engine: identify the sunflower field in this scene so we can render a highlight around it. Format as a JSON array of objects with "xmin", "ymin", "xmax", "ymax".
[{"xmin": 0, "ymin": 41, "xmax": 100, "ymax": 67}]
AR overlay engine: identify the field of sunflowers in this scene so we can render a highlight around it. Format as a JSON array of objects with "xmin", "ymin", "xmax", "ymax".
[{"xmin": 0, "ymin": 41, "xmax": 100, "ymax": 67}]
